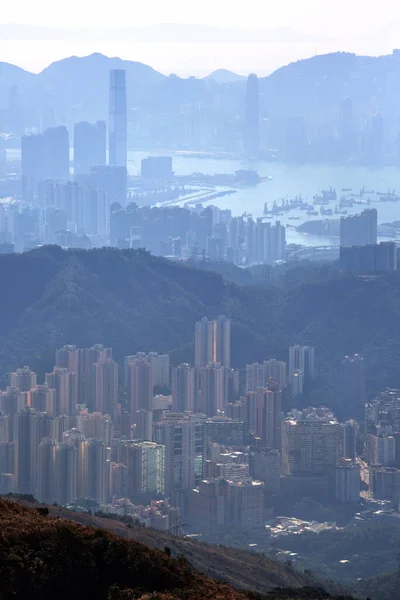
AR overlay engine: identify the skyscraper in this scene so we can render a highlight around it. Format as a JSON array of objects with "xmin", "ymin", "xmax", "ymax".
[
  {"xmin": 210, "ymin": 315, "xmax": 231, "ymax": 367},
  {"xmin": 246, "ymin": 360, "xmax": 286, "ymax": 392},
  {"xmin": 289, "ymin": 346, "xmax": 315, "ymax": 382},
  {"xmin": 153, "ymin": 413, "xmax": 206, "ymax": 494},
  {"xmin": 195, "ymin": 315, "xmax": 231, "ymax": 369},
  {"xmin": 43, "ymin": 126, "xmax": 70, "ymax": 180},
  {"xmin": 199, "ymin": 363, "xmax": 228, "ymax": 416},
  {"xmin": 136, "ymin": 409, "xmax": 153, "ymax": 442},
  {"xmin": 30, "ymin": 384, "xmax": 56, "ymax": 416},
  {"xmin": 9, "ymin": 366, "xmax": 37, "ymax": 392},
  {"xmin": 14, "ymin": 408, "xmax": 50, "ymax": 495},
  {"xmin": 93, "ymin": 359, "xmax": 119, "ymax": 421},
  {"xmin": 128, "ymin": 358, "xmax": 153, "ymax": 424},
  {"xmin": 172, "ymin": 364, "xmax": 195, "ymax": 413},
  {"xmin": 127, "ymin": 441, "xmax": 165, "ymax": 500},
  {"xmin": 0, "ymin": 387, "xmax": 27, "ymax": 442},
  {"xmin": 21, "ymin": 127, "xmax": 69, "ymax": 201},
  {"xmin": 74, "ymin": 121, "xmax": 107, "ymax": 175},
  {"xmin": 55, "ymin": 442, "xmax": 77, "ymax": 505},
  {"xmin": 244, "ymin": 74, "xmax": 260, "ymax": 157},
  {"xmin": 37, "ymin": 438, "xmax": 56, "ymax": 504},
  {"xmin": 55, "ymin": 345, "xmax": 79, "ymax": 406},
  {"xmin": 45, "ymin": 367, "xmax": 73, "ymax": 416},
  {"xmin": 84, "ymin": 438, "xmax": 107, "ymax": 504},
  {"xmin": 282, "ymin": 414, "xmax": 340, "ymax": 479},
  {"xmin": 195, "ymin": 317, "xmax": 210, "ymax": 369},
  {"xmin": 340, "ymin": 420, "xmax": 359, "ymax": 460},
  {"xmin": 255, "ymin": 388, "xmax": 282, "ymax": 451},
  {"xmin": 340, "ymin": 354, "xmax": 366, "ymax": 409},
  {"xmin": 78, "ymin": 345, "xmax": 112, "ymax": 408},
  {"xmin": 340, "ymin": 209, "xmax": 378, "ymax": 247},
  {"xmin": 109, "ymin": 69, "xmax": 127, "ymax": 168}
]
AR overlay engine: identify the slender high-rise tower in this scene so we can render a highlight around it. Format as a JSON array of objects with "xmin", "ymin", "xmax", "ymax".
[
  {"xmin": 172, "ymin": 364, "xmax": 195, "ymax": 413},
  {"xmin": 195, "ymin": 315, "xmax": 231, "ymax": 369},
  {"xmin": 109, "ymin": 69, "xmax": 127, "ymax": 168},
  {"xmin": 245, "ymin": 74, "xmax": 260, "ymax": 157}
]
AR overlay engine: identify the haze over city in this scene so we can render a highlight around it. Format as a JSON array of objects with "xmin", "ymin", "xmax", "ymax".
[
  {"xmin": 3, "ymin": 3, "xmax": 400, "ymax": 600},
  {"xmin": 3, "ymin": 0, "xmax": 400, "ymax": 75}
]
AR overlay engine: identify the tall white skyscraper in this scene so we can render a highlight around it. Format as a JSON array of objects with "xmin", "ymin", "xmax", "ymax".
[{"xmin": 109, "ymin": 69, "xmax": 127, "ymax": 169}]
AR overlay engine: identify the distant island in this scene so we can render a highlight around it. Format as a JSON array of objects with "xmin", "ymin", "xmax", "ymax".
[
  {"xmin": 297, "ymin": 220, "xmax": 340, "ymax": 237},
  {"xmin": 298, "ymin": 219, "xmax": 398, "ymax": 240}
]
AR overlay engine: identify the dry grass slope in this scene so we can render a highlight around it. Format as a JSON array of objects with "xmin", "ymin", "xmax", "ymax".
[{"xmin": 0, "ymin": 498, "xmax": 357, "ymax": 600}]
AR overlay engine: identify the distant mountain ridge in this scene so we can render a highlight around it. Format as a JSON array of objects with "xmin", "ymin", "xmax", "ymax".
[
  {"xmin": 2, "ymin": 49, "xmax": 400, "ymax": 123},
  {"xmin": 1, "ymin": 246, "xmax": 400, "ymax": 419},
  {"xmin": 205, "ymin": 69, "xmax": 246, "ymax": 83}
]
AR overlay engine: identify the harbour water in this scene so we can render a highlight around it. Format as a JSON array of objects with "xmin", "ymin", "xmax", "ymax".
[{"xmin": 129, "ymin": 151, "xmax": 400, "ymax": 246}]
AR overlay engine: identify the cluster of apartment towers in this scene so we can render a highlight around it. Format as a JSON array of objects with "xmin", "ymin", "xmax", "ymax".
[{"xmin": 0, "ymin": 314, "xmax": 342, "ymax": 530}]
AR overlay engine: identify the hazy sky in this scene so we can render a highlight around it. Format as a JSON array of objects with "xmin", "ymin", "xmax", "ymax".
[{"xmin": 1, "ymin": 0, "xmax": 400, "ymax": 75}]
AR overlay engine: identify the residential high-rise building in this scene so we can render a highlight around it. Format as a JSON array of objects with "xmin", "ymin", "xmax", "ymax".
[
  {"xmin": 153, "ymin": 413, "xmax": 206, "ymax": 494},
  {"xmin": 335, "ymin": 463, "xmax": 360, "ymax": 503},
  {"xmin": 246, "ymin": 359, "xmax": 286, "ymax": 392},
  {"xmin": 93, "ymin": 359, "xmax": 119, "ymax": 421},
  {"xmin": 22, "ymin": 127, "xmax": 70, "ymax": 201},
  {"xmin": 255, "ymin": 388, "xmax": 282, "ymax": 451},
  {"xmin": 55, "ymin": 345, "xmax": 79, "ymax": 405},
  {"xmin": 30, "ymin": 384, "xmax": 56, "ymax": 416},
  {"xmin": 76, "ymin": 412, "xmax": 114, "ymax": 445},
  {"xmin": 340, "ymin": 209, "xmax": 378, "ymax": 247},
  {"xmin": 254, "ymin": 219, "xmax": 286, "ymax": 264},
  {"xmin": 289, "ymin": 346, "xmax": 315, "ymax": 382},
  {"xmin": 128, "ymin": 358, "xmax": 153, "ymax": 424},
  {"xmin": 74, "ymin": 121, "xmax": 106, "ymax": 174},
  {"xmin": 84, "ymin": 438, "xmax": 107, "ymax": 504},
  {"xmin": 127, "ymin": 441, "xmax": 165, "ymax": 500},
  {"xmin": 136, "ymin": 409, "xmax": 153, "ymax": 442},
  {"xmin": 63, "ymin": 428, "xmax": 86, "ymax": 499},
  {"xmin": 249, "ymin": 447, "xmax": 281, "ymax": 496},
  {"xmin": 195, "ymin": 317, "xmax": 210, "ymax": 369},
  {"xmin": 291, "ymin": 370, "xmax": 304, "ymax": 397},
  {"xmin": 148, "ymin": 352, "xmax": 170, "ymax": 387},
  {"xmin": 55, "ymin": 442, "xmax": 77, "ymax": 505},
  {"xmin": 87, "ymin": 164, "xmax": 127, "ymax": 205},
  {"xmin": 37, "ymin": 438, "xmax": 56, "ymax": 504},
  {"xmin": 172, "ymin": 364, "xmax": 195, "ymax": 413},
  {"xmin": 366, "ymin": 433, "xmax": 396, "ymax": 467},
  {"xmin": 244, "ymin": 74, "xmax": 260, "ymax": 157},
  {"xmin": 340, "ymin": 354, "xmax": 365, "ymax": 409},
  {"xmin": 109, "ymin": 69, "xmax": 127, "ymax": 169},
  {"xmin": 282, "ymin": 412, "xmax": 340, "ymax": 480},
  {"xmin": 45, "ymin": 367, "xmax": 73, "ymax": 416},
  {"xmin": 9, "ymin": 366, "xmax": 37, "ymax": 392},
  {"xmin": 210, "ymin": 315, "xmax": 231, "ymax": 367},
  {"xmin": 199, "ymin": 363, "xmax": 228, "ymax": 416},
  {"xmin": 0, "ymin": 413, "xmax": 9, "ymax": 443},
  {"xmin": 195, "ymin": 315, "xmax": 231, "ymax": 369},
  {"xmin": 111, "ymin": 462, "xmax": 128, "ymax": 498},
  {"xmin": 339, "ymin": 242, "xmax": 398, "ymax": 274},
  {"xmin": 14, "ymin": 408, "xmax": 51, "ymax": 495},
  {"xmin": 78, "ymin": 345, "xmax": 112, "ymax": 408},
  {"xmin": 340, "ymin": 420, "xmax": 359, "ymax": 460},
  {"xmin": 0, "ymin": 387, "xmax": 27, "ymax": 442},
  {"xmin": 0, "ymin": 441, "xmax": 14, "ymax": 475},
  {"xmin": 227, "ymin": 479, "xmax": 265, "ymax": 528},
  {"xmin": 43, "ymin": 126, "xmax": 70, "ymax": 180}
]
